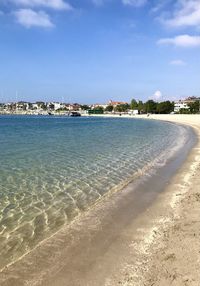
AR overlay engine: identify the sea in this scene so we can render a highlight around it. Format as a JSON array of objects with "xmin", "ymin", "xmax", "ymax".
[{"xmin": 0, "ymin": 115, "xmax": 190, "ymax": 269}]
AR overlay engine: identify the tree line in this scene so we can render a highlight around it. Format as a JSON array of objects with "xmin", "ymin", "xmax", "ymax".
[
  {"xmin": 88, "ymin": 99, "xmax": 174, "ymax": 114},
  {"xmin": 89, "ymin": 99, "xmax": 200, "ymax": 114}
]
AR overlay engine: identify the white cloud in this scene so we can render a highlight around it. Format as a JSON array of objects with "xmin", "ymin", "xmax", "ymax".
[
  {"xmin": 157, "ymin": 34, "xmax": 200, "ymax": 47},
  {"xmin": 122, "ymin": 0, "xmax": 147, "ymax": 7},
  {"xmin": 161, "ymin": 0, "xmax": 200, "ymax": 28},
  {"xmin": 10, "ymin": 0, "xmax": 72, "ymax": 10},
  {"xmin": 151, "ymin": 90, "xmax": 162, "ymax": 101},
  {"xmin": 14, "ymin": 8, "xmax": 54, "ymax": 27},
  {"xmin": 169, "ymin": 59, "xmax": 186, "ymax": 65}
]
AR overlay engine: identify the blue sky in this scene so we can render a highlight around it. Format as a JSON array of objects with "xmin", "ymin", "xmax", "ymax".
[{"xmin": 0, "ymin": 0, "xmax": 199, "ymax": 103}]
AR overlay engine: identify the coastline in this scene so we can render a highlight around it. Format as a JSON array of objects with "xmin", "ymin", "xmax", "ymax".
[
  {"xmin": 0, "ymin": 114, "xmax": 199, "ymax": 286},
  {"xmin": 109, "ymin": 114, "xmax": 200, "ymax": 286},
  {"xmin": 130, "ymin": 114, "xmax": 200, "ymax": 286},
  {"xmin": 89, "ymin": 114, "xmax": 200, "ymax": 285}
]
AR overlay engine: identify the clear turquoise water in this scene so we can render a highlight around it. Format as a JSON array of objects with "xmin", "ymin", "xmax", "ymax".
[{"xmin": 0, "ymin": 115, "xmax": 187, "ymax": 268}]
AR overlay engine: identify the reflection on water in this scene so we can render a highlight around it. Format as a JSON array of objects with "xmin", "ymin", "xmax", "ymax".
[{"xmin": 0, "ymin": 116, "xmax": 184, "ymax": 269}]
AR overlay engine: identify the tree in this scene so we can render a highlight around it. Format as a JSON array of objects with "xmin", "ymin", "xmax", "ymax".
[
  {"xmin": 157, "ymin": 101, "xmax": 174, "ymax": 114},
  {"xmin": 88, "ymin": 106, "xmax": 104, "ymax": 114},
  {"xmin": 130, "ymin": 99, "xmax": 138, "ymax": 110},
  {"xmin": 188, "ymin": 101, "xmax": 200, "ymax": 114},
  {"xmin": 144, "ymin": 100, "xmax": 157, "ymax": 113},
  {"xmin": 138, "ymin": 101, "xmax": 144, "ymax": 113},
  {"xmin": 49, "ymin": 104, "xmax": 55, "ymax": 110},
  {"xmin": 80, "ymin": 105, "xmax": 90, "ymax": 110},
  {"xmin": 22, "ymin": 104, "xmax": 27, "ymax": 111},
  {"xmin": 40, "ymin": 103, "xmax": 47, "ymax": 110},
  {"xmin": 179, "ymin": 108, "xmax": 190, "ymax": 114},
  {"xmin": 28, "ymin": 103, "xmax": 33, "ymax": 110},
  {"xmin": 114, "ymin": 104, "xmax": 130, "ymax": 112},
  {"xmin": 105, "ymin": 105, "xmax": 113, "ymax": 112}
]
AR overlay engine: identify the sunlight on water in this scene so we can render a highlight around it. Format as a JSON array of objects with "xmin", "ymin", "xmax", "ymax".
[{"xmin": 0, "ymin": 116, "xmax": 185, "ymax": 269}]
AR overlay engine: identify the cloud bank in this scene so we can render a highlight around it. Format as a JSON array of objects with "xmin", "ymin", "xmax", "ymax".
[
  {"xmin": 14, "ymin": 8, "xmax": 54, "ymax": 27},
  {"xmin": 162, "ymin": 0, "xmax": 200, "ymax": 28},
  {"xmin": 1, "ymin": 0, "xmax": 72, "ymax": 28},
  {"xmin": 158, "ymin": 34, "xmax": 200, "ymax": 48}
]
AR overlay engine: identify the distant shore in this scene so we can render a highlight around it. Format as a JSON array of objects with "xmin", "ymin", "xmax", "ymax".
[{"xmin": 0, "ymin": 114, "xmax": 199, "ymax": 286}]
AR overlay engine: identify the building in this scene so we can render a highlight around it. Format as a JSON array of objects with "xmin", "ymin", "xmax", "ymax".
[
  {"xmin": 174, "ymin": 101, "xmax": 189, "ymax": 113},
  {"xmin": 128, "ymin": 109, "xmax": 139, "ymax": 115},
  {"xmin": 90, "ymin": 103, "xmax": 108, "ymax": 109},
  {"xmin": 16, "ymin": 101, "xmax": 29, "ymax": 111},
  {"xmin": 108, "ymin": 100, "xmax": 128, "ymax": 107},
  {"xmin": 184, "ymin": 96, "xmax": 200, "ymax": 104},
  {"xmin": 65, "ymin": 103, "xmax": 81, "ymax": 111}
]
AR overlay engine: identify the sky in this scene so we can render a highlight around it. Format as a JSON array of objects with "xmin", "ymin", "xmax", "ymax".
[{"xmin": 0, "ymin": 0, "xmax": 199, "ymax": 103}]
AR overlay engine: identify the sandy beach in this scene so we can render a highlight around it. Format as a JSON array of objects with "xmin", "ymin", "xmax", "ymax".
[
  {"xmin": 97, "ymin": 113, "xmax": 200, "ymax": 286},
  {"xmin": 0, "ymin": 114, "xmax": 199, "ymax": 286},
  {"xmin": 131, "ymin": 114, "xmax": 200, "ymax": 286}
]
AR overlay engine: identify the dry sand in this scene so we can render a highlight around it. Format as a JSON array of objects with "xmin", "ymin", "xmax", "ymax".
[
  {"xmin": 135, "ymin": 114, "xmax": 200, "ymax": 286},
  {"xmin": 0, "ymin": 114, "xmax": 199, "ymax": 286},
  {"xmin": 114, "ymin": 114, "xmax": 200, "ymax": 286}
]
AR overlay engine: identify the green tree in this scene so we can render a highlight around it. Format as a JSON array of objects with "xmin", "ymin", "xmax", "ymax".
[
  {"xmin": 179, "ymin": 108, "xmax": 191, "ymax": 114},
  {"xmin": 188, "ymin": 101, "xmax": 200, "ymax": 114},
  {"xmin": 49, "ymin": 103, "xmax": 55, "ymax": 110},
  {"xmin": 114, "ymin": 104, "xmax": 130, "ymax": 112},
  {"xmin": 88, "ymin": 107, "xmax": 104, "ymax": 114},
  {"xmin": 144, "ymin": 100, "xmax": 157, "ymax": 113},
  {"xmin": 40, "ymin": 103, "xmax": 47, "ymax": 110},
  {"xmin": 105, "ymin": 105, "xmax": 113, "ymax": 112},
  {"xmin": 28, "ymin": 103, "xmax": 33, "ymax": 110},
  {"xmin": 80, "ymin": 105, "xmax": 90, "ymax": 110},
  {"xmin": 130, "ymin": 99, "xmax": 138, "ymax": 110},
  {"xmin": 157, "ymin": 101, "xmax": 174, "ymax": 114},
  {"xmin": 138, "ymin": 101, "xmax": 144, "ymax": 113}
]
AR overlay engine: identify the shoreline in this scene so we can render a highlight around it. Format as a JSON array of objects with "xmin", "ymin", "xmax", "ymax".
[
  {"xmin": 0, "ymin": 114, "xmax": 199, "ymax": 286},
  {"xmin": 132, "ymin": 114, "xmax": 200, "ymax": 286},
  {"xmin": 112, "ymin": 114, "xmax": 200, "ymax": 285}
]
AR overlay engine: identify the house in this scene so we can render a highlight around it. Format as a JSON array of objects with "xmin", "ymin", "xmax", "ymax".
[
  {"xmin": 174, "ymin": 101, "xmax": 189, "ymax": 113},
  {"xmin": 66, "ymin": 103, "xmax": 81, "ymax": 111},
  {"xmin": 108, "ymin": 100, "xmax": 128, "ymax": 107},
  {"xmin": 90, "ymin": 103, "xmax": 108, "ymax": 109},
  {"xmin": 184, "ymin": 96, "xmax": 200, "ymax": 104},
  {"xmin": 16, "ymin": 101, "xmax": 29, "ymax": 111},
  {"xmin": 128, "ymin": 109, "xmax": 139, "ymax": 115}
]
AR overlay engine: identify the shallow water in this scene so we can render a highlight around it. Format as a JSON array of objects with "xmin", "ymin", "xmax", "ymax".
[{"xmin": 0, "ymin": 115, "xmax": 187, "ymax": 269}]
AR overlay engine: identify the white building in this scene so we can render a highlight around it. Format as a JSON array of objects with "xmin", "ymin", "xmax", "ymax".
[
  {"xmin": 47, "ymin": 102, "xmax": 65, "ymax": 110},
  {"xmin": 16, "ymin": 102, "xmax": 29, "ymax": 111},
  {"xmin": 128, "ymin": 109, "xmax": 139, "ymax": 115},
  {"xmin": 174, "ymin": 101, "xmax": 189, "ymax": 113}
]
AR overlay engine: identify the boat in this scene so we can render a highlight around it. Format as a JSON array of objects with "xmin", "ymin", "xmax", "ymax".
[{"xmin": 69, "ymin": 112, "xmax": 81, "ymax": 117}]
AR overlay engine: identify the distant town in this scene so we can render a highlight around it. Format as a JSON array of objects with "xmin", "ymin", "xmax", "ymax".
[{"xmin": 0, "ymin": 97, "xmax": 200, "ymax": 116}]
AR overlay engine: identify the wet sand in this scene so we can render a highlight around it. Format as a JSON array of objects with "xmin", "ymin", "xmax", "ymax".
[{"xmin": 0, "ymin": 114, "xmax": 199, "ymax": 286}]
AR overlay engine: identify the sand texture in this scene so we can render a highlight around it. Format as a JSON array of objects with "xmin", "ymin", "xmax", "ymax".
[
  {"xmin": 115, "ymin": 114, "xmax": 200, "ymax": 286},
  {"xmin": 138, "ymin": 115, "xmax": 200, "ymax": 286}
]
